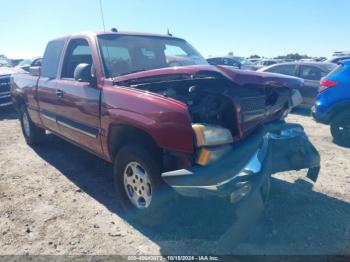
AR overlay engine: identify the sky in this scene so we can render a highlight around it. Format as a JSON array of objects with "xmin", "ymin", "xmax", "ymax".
[{"xmin": 1, "ymin": 0, "xmax": 349, "ymax": 59}]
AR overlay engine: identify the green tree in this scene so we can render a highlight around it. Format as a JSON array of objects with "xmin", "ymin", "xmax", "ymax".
[{"xmin": 274, "ymin": 53, "xmax": 310, "ymax": 60}]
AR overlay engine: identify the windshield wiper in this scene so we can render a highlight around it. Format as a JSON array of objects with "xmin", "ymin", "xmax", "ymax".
[{"xmin": 118, "ymin": 69, "xmax": 147, "ymax": 76}]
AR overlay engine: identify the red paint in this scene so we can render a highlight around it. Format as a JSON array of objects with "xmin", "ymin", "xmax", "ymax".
[{"xmin": 11, "ymin": 31, "xmax": 300, "ymax": 166}]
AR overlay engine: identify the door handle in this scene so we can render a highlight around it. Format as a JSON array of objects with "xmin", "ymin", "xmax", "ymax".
[{"xmin": 56, "ymin": 89, "xmax": 63, "ymax": 98}]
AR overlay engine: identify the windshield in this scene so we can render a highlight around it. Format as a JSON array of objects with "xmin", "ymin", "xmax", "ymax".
[{"xmin": 98, "ymin": 34, "xmax": 208, "ymax": 78}]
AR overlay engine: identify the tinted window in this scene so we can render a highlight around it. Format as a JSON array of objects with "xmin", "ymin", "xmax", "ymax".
[
  {"xmin": 266, "ymin": 65, "xmax": 296, "ymax": 76},
  {"xmin": 41, "ymin": 39, "xmax": 65, "ymax": 78},
  {"xmin": 207, "ymin": 58, "xmax": 220, "ymax": 65},
  {"xmin": 61, "ymin": 39, "xmax": 93, "ymax": 78},
  {"xmin": 327, "ymin": 64, "xmax": 344, "ymax": 78},
  {"xmin": 299, "ymin": 65, "xmax": 324, "ymax": 81},
  {"xmin": 223, "ymin": 58, "xmax": 240, "ymax": 67}
]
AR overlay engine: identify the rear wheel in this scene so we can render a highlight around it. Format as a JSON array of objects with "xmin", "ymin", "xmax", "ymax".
[
  {"xmin": 330, "ymin": 111, "xmax": 350, "ymax": 147},
  {"xmin": 19, "ymin": 105, "xmax": 45, "ymax": 145},
  {"xmin": 113, "ymin": 144, "xmax": 171, "ymax": 226}
]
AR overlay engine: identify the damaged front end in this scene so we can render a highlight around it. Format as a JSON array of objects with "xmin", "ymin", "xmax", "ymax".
[
  {"xmin": 161, "ymin": 121, "xmax": 320, "ymax": 202},
  {"xmin": 115, "ymin": 67, "xmax": 318, "ymax": 203}
]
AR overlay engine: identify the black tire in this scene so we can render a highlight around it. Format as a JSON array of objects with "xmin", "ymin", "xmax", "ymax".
[
  {"xmin": 330, "ymin": 111, "xmax": 350, "ymax": 147},
  {"xmin": 113, "ymin": 144, "xmax": 171, "ymax": 226},
  {"xmin": 19, "ymin": 105, "xmax": 46, "ymax": 145}
]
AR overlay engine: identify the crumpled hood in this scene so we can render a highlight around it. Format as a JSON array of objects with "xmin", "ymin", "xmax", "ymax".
[
  {"xmin": 113, "ymin": 64, "xmax": 304, "ymax": 89},
  {"xmin": 216, "ymin": 65, "xmax": 304, "ymax": 89}
]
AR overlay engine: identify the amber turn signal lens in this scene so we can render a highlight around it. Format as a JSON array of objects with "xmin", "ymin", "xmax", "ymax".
[{"xmin": 196, "ymin": 148, "xmax": 212, "ymax": 166}]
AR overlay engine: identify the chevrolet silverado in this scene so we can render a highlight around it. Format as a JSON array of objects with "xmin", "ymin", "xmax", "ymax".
[{"xmin": 11, "ymin": 30, "xmax": 320, "ymax": 226}]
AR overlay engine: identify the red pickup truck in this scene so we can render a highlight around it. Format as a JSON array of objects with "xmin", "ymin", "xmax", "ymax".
[{"xmin": 11, "ymin": 30, "xmax": 320, "ymax": 226}]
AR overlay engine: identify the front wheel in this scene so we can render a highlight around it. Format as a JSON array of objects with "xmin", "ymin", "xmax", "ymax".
[
  {"xmin": 19, "ymin": 105, "xmax": 46, "ymax": 145},
  {"xmin": 330, "ymin": 111, "xmax": 350, "ymax": 147},
  {"xmin": 113, "ymin": 144, "xmax": 171, "ymax": 226}
]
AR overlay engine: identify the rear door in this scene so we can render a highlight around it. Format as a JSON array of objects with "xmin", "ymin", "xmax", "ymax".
[
  {"xmin": 37, "ymin": 38, "xmax": 66, "ymax": 132},
  {"xmin": 264, "ymin": 64, "xmax": 309, "ymax": 101},
  {"xmin": 297, "ymin": 65, "xmax": 325, "ymax": 106},
  {"xmin": 54, "ymin": 37, "xmax": 103, "ymax": 155}
]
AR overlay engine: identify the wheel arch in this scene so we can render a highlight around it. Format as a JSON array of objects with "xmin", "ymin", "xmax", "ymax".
[
  {"xmin": 12, "ymin": 94, "xmax": 26, "ymax": 112},
  {"xmin": 328, "ymin": 101, "xmax": 350, "ymax": 121},
  {"xmin": 107, "ymin": 123, "xmax": 163, "ymax": 163}
]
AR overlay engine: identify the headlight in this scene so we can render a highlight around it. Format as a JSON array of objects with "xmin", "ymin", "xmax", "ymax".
[{"xmin": 192, "ymin": 124, "xmax": 233, "ymax": 147}]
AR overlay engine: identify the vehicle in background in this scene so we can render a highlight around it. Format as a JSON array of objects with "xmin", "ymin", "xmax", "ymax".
[
  {"xmin": 258, "ymin": 62, "xmax": 336, "ymax": 107},
  {"xmin": 11, "ymin": 31, "xmax": 320, "ymax": 230},
  {"xmin": 256, "ymin": 59, "xmax": 278, "ymax": 67},
  {"xmin": 331, "ymin": 51, "xmax": 350, "ymax": 57},
  {"xmin": 312, "ymin": 60, "xmax": 350, "ymax": 146},
  {"xmin": 326, "ymin": 56, "xmax": 350, "ymax": 64},
  {"xmin": 207, "ymin": 56, "xmax": 261, "ymax": 70},
  {"xmin": 300, "ymin": 58, "xmax": 316, "ymax": 62},
  {"xmin": 247, "ymin": 58, "xmax": 261, "ymax": 64},
  {"xmin": 10, "ymin": 59, "xmax": 24, "ymax": 67},
  {"xmin": 15, "ymin": 57, "xmax": 42, "ymax": 72},
  {"xmin": 0, "ymin": 59, "xmax": 12, "ymax": 67},
  {"xmin": 313, "ymin": 57, "xmax": 327, "ymax": 62},
  {"xmin": 0, "ymin": 67, "xmax": 25, "ymax": 108}
]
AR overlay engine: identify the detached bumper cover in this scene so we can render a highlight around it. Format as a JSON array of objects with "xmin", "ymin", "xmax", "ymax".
[{"xmin": 161, "ymin": 121, "xmax": 320, "ymax": 198}]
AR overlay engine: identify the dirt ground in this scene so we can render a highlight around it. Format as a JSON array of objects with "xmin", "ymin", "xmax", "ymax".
[{"xmin": 0, "ymin": 107, "xmax": 349, "ymax": 255}]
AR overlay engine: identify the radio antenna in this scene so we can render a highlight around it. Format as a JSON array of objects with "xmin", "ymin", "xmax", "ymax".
[{"xmin": 99, "ymin": 0, "xmax": 106, "ymax": 32}]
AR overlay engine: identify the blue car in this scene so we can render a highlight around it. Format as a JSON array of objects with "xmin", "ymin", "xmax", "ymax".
[{"xmin": 312, "ymin": 59, "xmax": 350, "ymax": 146}]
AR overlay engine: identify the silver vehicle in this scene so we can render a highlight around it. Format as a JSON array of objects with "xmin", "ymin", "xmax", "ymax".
[
  {"xmin": 258, "ymin": 62, "xmax": 336, "ymax": 107},
  {"xmin": 207, "ymin": 56, "xmax": 261, "ymax": 71}
]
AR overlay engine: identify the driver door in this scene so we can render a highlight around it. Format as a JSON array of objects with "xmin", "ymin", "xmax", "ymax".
[{"xmin": 54, "ymin": 38, "xmax": 103, "ymax": 155}]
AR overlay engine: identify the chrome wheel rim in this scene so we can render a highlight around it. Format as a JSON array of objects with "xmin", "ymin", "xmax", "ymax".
[
  {"xmin": 22, "ymin": 112, "xmax": 30, "ymax": 137},
  {"xmin": 123, "ymin": 162, "xmax": 152, "ymax": 209}
]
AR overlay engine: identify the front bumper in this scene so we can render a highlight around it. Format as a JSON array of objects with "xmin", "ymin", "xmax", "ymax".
[
  {"xmin": 162, "ymin": 121, "xmax": 320, "ymax": 200},
  {"xmin": 311, "ymin": 105, "xmax": 330, "ymax": 124}
]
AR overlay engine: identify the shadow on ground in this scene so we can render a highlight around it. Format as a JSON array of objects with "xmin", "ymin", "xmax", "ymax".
[
  {"xmin": 32, "ymin": 134, "xmax": 350, "ymax": 255},
  {"xmin": 0, "ymin": 106, "xmax": 17, "ymax": 121},
  {"xmin": 291, "ymin": 107, "xmax": 350, "ymax": 149}
]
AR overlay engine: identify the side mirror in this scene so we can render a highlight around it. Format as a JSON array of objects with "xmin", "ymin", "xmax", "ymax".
[
  {"xmin": 74, "ymin": 63, "xmax": 95, "ymax": 84},
  {"xmin": 29, "ymin": 66, "xmax": 41, "ymax": 76}
]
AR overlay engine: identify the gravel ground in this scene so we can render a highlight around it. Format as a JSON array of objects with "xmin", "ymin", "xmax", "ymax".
[{"xmin": 0, "ymin": 107, "xmax": 349, "ymax": 255}]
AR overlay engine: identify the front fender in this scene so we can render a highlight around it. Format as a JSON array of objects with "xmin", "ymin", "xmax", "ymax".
[{"xmin": 100, "ymin": 86, "xmax": 195, "ymax": 161}]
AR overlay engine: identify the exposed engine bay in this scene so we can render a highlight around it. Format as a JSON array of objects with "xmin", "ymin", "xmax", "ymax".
[{"xmin": 117, "ymin": 74, "xmax": 293, "ymax": 138}]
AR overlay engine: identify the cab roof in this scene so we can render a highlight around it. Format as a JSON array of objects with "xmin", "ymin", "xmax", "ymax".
[{"xmin": 50, "ymin": 30, "xmax": 185, "ymax": 42}]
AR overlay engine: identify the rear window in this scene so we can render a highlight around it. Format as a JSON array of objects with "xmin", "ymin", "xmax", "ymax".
[
  {"xmin": 41, "ymin": 39, "xmax": 65, "ymax": 78},
  {"xmin": 326, "ymin": 64, "xmax": 343, "ymax": 78},
  {"xmin": 266, "ymin": 64, "xmax": 296, "ymax": 76}
]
